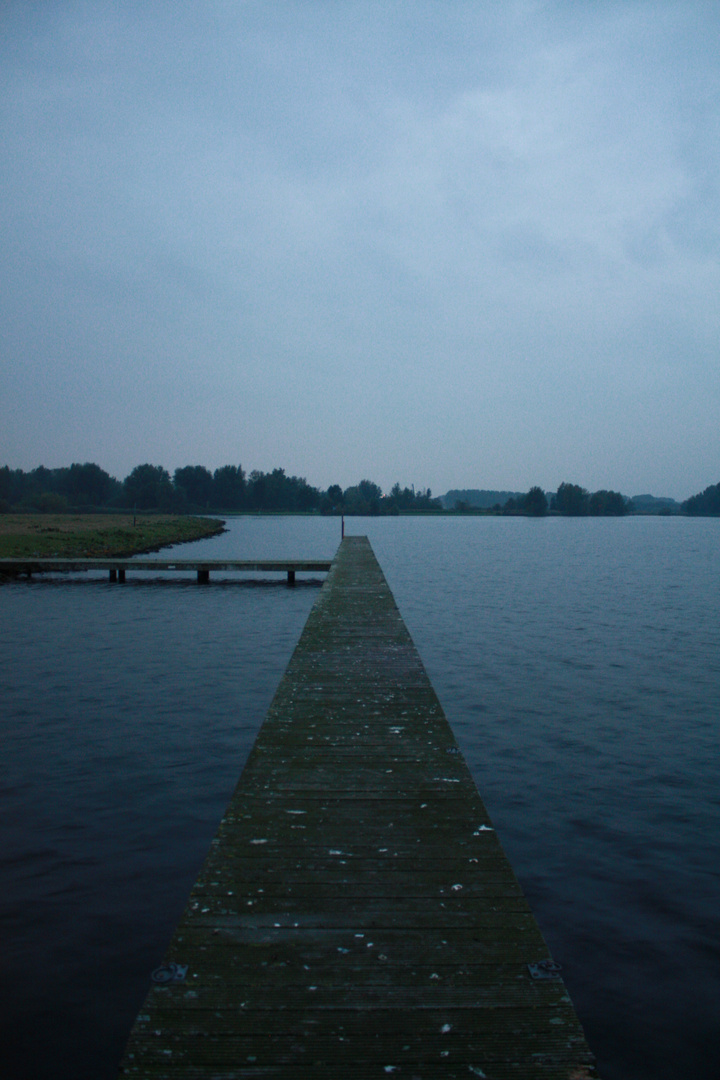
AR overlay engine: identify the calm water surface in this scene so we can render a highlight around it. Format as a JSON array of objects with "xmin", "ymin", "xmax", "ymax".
[{"xmin": 1, "ymin": 515, "xmax": 718, "ymax": 1079}]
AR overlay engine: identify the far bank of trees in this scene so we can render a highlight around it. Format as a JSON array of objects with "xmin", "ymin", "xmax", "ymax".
[
  {"xmin": 0, "ymin": 462, "xmax": 122, "ymax": 514},
  {"xmin": 498, "ymin": 480, "xmax": 720, "ymax": 516},
  {"xmin": 551, "ymin": 482, "xmax": 627, "ymax": 516},
  {"xmin": 681, "ymin": 482, "xmax": 720, "ymax": 516},
  {"xmin": 482, "ymin": 483, "xmax": 628, "ymax": 517},
  {"xmin": 2, "ymin": 462, "xmax": 718, "ymax": 516},
  {"xmin": 0, "ymin": 462, "xmax": 441, "ymax": 515}
]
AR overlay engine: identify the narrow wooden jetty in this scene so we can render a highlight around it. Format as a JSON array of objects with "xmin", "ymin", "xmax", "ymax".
[
  {"xmin": 119, "ymin": 537, "xmax": 596, "ymax": 1079},
  {"xmin": 0, "ymin": 558, "xmax": 330, "ymax": 584}
]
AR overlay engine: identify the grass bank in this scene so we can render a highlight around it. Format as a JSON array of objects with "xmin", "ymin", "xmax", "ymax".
[{"xmin": 0, "ymin": 514, "xmax": 225, "ymax": 559}]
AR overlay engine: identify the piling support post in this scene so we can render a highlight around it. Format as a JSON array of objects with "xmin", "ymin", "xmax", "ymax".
[
  {"xmin": 118, "ymin": 569, "xmax": 126, "ymax": 583},
  {"xmin": 287, "ymin": 569, "xmax": 296, "ymax": 586},
  {"xmin": 198, "ymin": 568, "xmax": 210, "ymax": 584},
  {"xmin": 109, "ymin": 569, "xmax": 117, "ymax": 582}
]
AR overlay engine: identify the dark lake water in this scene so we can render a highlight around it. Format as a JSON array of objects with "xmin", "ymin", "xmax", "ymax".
[{"xmin": 1, "ymin": 514, "xmax": 718, "ymax": 1079}]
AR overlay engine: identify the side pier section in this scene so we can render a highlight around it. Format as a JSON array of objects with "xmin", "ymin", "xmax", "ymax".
[
  {"xmin": 0, "ymin": 558, "xmax": 330, "ymax": 584},
  {"xmin": 120, "ymin": 536, "xmax": 596, "ymax": 1079}
]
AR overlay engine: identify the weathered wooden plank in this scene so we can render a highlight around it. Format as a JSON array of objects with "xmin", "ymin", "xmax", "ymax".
[
  {"xmin": 127, "ymin": 1003, "xmax": 585, "ymax": 1033},
  {"xmin": 125, "ymin": 1061, "xmax": 592, "ymax": 1080},
  {"xmin": 143, "ymin": 960, "xmax": 560, "ymax": 992},
  {"xmin": 189, "ymin": 877, "xmax": 527, "ymax": 901},
  {"xmin": 162, "ymin": 929, "xmax": 551, "ymax": 965},
  {"xmin": 119, "ymin": 537, "xmax": 597, "ymax": 1079},
  {"xmin": 116, "ymin": 1065, "xmax": 590, "ymax": 1080}
]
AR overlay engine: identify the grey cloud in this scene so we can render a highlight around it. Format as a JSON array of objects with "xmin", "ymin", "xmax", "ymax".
[{"xmin": 1, "ymin": 1, "xmax": 718, "ymax": 498}]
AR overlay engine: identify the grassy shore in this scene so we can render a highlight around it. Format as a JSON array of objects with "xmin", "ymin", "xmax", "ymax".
[{"xmin": 0, "ymin": 514, "xmax": 225, "ymax": 559}]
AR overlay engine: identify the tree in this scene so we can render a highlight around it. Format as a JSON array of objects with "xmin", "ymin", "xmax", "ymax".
[
  {"xmin": 523, "ymin": 487, "xmax": 548, "ymax": 516},
  {"xmin": 357, "ymin": 479, "xmax": 382, "ymax": 507},
  {"xmin": 383, "ymin": 484, "xmax": 441, "ymax": 513},
  {"xmin": 30, "ymin": 465, "xmax": 59, "ymax": 495},
  {"xmin": 343, "ymin": 479, "xmax": 382, "ymax": 515},
  {"xmin": 0, "ymin": 466, "xmax": 27, "ymax": 507},
  {"xmin": 174, "ymin": 465, "xmax": 214, "ymax": 509},
  {"xmin": 247, "ymin": 470, "xmax": 267, "ymax": 509},
  {"xmin": 553, "ymin": 482, "xmax": 588, "ymax": 515},
  {"xmin": 682, "ymin": 481, "xmax": 720, "ymax": 515},
  {"xmin": 212, "ymin": 465, "xmax": 246, "ymax": 509},
  {"xmin": 245, "ymin": 468, "xmax": 321, "ymax": 511},
  {"xmin": 292, "ymin": 476, "xmax": 321, "ymax": 511},
  {"xmin": 62, "ymin": 462, "xmax": 119, "ymax": 506},
  {"xmin": 588, "ymin": 490, "xmax": 627, "ymax": 516},
  {"xmin": 123, "ymin": 464, "xmax": 173, "ymax": 510}
]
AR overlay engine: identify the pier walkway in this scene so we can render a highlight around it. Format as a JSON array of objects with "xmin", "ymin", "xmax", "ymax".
[
  {"xmin": 0, "ymin": 558, "xmax": 330, "ymax": 584},
  {"xmin": 119, "ymin": 536, "xmax": 596, "ymax": 1078}
]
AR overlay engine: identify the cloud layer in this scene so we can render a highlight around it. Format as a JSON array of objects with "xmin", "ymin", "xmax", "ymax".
[{"xmin": 2, "ymin": 1, "xmax": 718, "ymax": 498}]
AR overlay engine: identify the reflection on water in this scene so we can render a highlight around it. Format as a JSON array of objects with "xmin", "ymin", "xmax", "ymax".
[{"xmin": 1, "ymin": 514, "xmax": 718, "ymax": 1079}]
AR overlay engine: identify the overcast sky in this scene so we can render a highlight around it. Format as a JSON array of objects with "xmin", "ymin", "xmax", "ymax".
[{"xmin": 1, "ymin": 2, "xmax": 718, "ymax": 499}]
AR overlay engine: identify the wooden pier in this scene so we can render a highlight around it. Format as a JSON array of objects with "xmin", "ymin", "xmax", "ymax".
[
  {"xmin": 119, "ymin": 537, "xmax": 597, "ymax": 1079},
  {"xmin": 0, "ymin": 558, "xmax": 331, "ymax": 585}
]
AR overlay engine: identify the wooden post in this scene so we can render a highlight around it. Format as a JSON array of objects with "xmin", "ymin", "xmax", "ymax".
[
  {"xmin": 109, "ymin": 569, "xmax": 117, "ymax": 582},
  {"xmin": 287, "ymin": 569, "xmax": 296, "ymax": 586},
  {"xmin": 198, "ymin": 569, "xmax": 210, "ymax": 584},
  {"xmin": 341, "ymin": 514, "xmax": 345, "ymax": 539},
  {"xmin": 118, "ymin": 569, "xmax": 126, "ymax": 583}
]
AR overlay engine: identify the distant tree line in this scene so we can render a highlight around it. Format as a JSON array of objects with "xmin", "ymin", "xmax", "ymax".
[
  {"xmin": 551, "ymin": 482, "xmax": 628, "ymax": 516},
  {"xmin": 0, "ymin": 462, "xmax": 122, "ymax": 513},
  {"xmin": 0, "ymin": 462, "xmax": 441, "ymax": 515},
  {"xmin": 496, "ymin": 480, "xmax": 720, "ymax": 516},
  {"xmin": 681, "ymin": 481, "xmax": 720, "ymax": 516},
  {"xmin": 2, "ymin": 463, "xmax": 717, "ymax": 516},
  {"xmin": 468, "ymin": 483, "xmax": 628, "ymax": 516}
]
